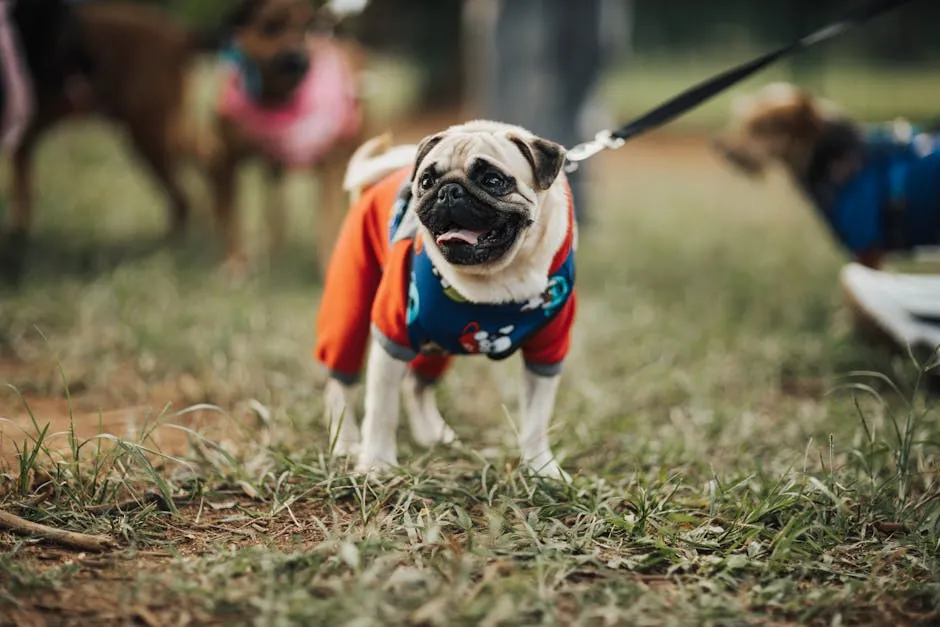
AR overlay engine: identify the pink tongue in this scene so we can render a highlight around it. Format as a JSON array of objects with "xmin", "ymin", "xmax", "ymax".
[{"xmin": 436, "ymin": 229, "xmax": 486, "ymax": 246}]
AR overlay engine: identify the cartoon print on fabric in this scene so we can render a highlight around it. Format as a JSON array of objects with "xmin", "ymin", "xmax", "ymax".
[
  {"xmin": 404, "ymin": 235, "xmax": 575, "ymax": 362},
  {"xmin": 406, "ymin": 274, "xmax": 420, "ymax": 324},
  {"xmin": 521, "ymin": 275, "xmax": 571, "ymax": 317},
  {"xmin": 431, "ymin": 265, "xmax": 470, "ymax": 303},
  {"xmin": 458, "ymin": 323, "xmax": 516, "ymax": 355}
]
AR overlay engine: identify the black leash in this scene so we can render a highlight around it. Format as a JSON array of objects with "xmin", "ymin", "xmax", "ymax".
[{"xmin": 565, "ymin": 0, "xmax": 921, "ymax": 169}]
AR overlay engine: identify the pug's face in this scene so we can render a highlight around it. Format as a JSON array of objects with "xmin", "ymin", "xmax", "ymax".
[{"xmin": 410, "ymin": 121, "xmax": 566, "ymax": 272}]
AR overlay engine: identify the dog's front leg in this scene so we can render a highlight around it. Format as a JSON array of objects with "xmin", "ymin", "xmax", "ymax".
[
  {"xmin": 324, "ymin": 378, "xmax": 360, "ymax": 456},
  {"xmin": 519, "ymin": 369, "xmax": 570, "ymax": 481},
  {"xmin": 265, "ymin": 161, "xmax": 287, "ymax": 257},
  {"xmin": 358, "ymin": 340, "xmax": 408, "ymax": 471}
]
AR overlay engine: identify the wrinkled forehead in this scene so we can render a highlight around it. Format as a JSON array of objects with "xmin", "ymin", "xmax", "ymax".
[
  {"xmin": 730, "ymin": 94, "xmax": 806, "ymax": 130},
  {"xmin": 425, "ymin": 133, "xmax": 536, "ymax": 187},
  {"xmin": 731, "ymin": 83, "xmax": 805, "ymax": 120},
  {"xmin": 243, "ymin": 0, "xmax": 312, "ymax": 28}
]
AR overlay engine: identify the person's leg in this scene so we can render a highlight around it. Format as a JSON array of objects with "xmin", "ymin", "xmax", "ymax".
[
  {"xmin": 556, "ymin": 0, "xmax": 602, "ymax": 223},
  {"xmin": 486, "ymin": 0, "xmax": 602, "ymax": 223}
]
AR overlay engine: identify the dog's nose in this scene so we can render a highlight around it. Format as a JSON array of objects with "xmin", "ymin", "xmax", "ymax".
[
  {"xmin": 273, "ymin": 51, "xmax": 310, "ymax": 78},
  {"xmin": 437, "ymin": 183, "xmax": 465, "ymax": 205}
]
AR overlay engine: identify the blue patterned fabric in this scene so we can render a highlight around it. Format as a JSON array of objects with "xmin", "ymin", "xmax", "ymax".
[
  {"xmin": 404, "ymin": 238, "xmax": 574, "ymax": 360},
  {"xmin": 817, "ymin": 124, "xmax": 940, "ymax": 255},
  {"xmin": 388, "ymin": 181, "xmax": 575, "ymax": 361}
]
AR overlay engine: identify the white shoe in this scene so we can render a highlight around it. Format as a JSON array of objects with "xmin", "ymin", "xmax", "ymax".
[{"xmin": 839, "ymin": 263, "xmax": 940, "ymax": 353}]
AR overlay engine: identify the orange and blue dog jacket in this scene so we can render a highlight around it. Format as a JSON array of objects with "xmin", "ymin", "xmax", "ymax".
[{"xmin": 314, "ymin": 168, "xmax": 577, "ymax": 384}]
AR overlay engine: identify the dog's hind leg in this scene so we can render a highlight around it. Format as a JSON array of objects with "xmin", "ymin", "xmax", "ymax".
[
  {"xmin": 402, "ymin": 373, "xmax": 457, "ymax": 448},
  {"xmin": 1, "ymin": 128, "xmax": 39, "ymax": 283},
  {"xmin": 403, "ymin": 355, "xmax": 457, "ymax": 448},
  {"xmin": 130, "ymin": 124, "xmax": 190, "ymax": 239},
  {"xmin": 9, "ymin": 127, "xmax": 38, "ymax": 235}
]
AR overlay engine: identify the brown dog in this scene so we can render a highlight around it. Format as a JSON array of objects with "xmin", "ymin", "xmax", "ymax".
[
  {"xmin": 713, "ymin": 82, "xmax": 940, "ymax": 270},
  {"xmin": 209, "ymin": 0, "xmax": 366, "ymax": 276},
  {"xmin": 8, "ymin": 2, "xmax": 216, "ymax": 258}
]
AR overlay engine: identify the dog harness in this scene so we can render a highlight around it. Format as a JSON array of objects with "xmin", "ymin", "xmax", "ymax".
[
  {"xmin": 314, "ymin": 168, "xmax": 577, "ymax": 384},
  {"xmin": 217, "ymin": 37, "xmax": 361, "ymax": 167},
  {"xmin": 811, "ymin": 122, "xmax": 940, "ymax": 258},
  {"xmin": 371, "ymin": 181, "xmax": 576, "ymax": 370},
  {"xmin": 0, "ymin": 0, "xmax": 34, "ymax": 152}
]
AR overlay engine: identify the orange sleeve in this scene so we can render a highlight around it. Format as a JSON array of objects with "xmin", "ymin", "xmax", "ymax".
[
  {"xmin": 370, "ymin": 239, "xmax": 414, "ymax": 356},
  {"xmin": 313, "ymin": 169, "xmax": 410, "ymax": 382},
  {"xmin": 521, "ymin": 291, "xmax": 576, "ymax": 377}
]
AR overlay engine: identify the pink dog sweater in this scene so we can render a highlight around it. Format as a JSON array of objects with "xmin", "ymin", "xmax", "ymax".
[{"xmin": 218, "ymin": 37, "xmax": 361, "ymax": 167}]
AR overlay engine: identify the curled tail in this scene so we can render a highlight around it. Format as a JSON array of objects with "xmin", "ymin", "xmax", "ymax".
[{"xmin": 343, "ymin": 133, "xmax": 418, "ymax": 202}]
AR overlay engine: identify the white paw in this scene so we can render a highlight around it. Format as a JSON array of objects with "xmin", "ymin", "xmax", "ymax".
[
  {"xmin": 525, "ymin": 453, "xmax": 571, "ymax": 482},
  {"xmin": 356, "ymin": 448, "xmax": 398, "ymax": 473},
  {"xmin": 331, "ymin": 436, "xmax": 360, "ymax": 457},
  {"xmin": 412, "ymin": 423, "xmax": 458, "ymax": 449}
]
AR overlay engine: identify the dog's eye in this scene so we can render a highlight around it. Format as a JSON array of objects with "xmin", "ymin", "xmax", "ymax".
[
  {"xmin": 418, "ymin": 171, "xmax": 437, "ymax": 191},
  {"xmin": 480, "ymin": 171, "xmax": 508, "ymax": 193}
]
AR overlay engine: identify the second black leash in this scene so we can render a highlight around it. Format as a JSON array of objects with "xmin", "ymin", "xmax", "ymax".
[{"xmin": 565, "ymin": 0, "xmax": 922, "ymax": 171}]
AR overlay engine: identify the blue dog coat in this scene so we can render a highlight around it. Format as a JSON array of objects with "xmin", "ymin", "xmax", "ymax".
[
  {"xmin": 369, "ymin": 178, "xmax": 578, "ymax": 377},
  {"xmin": 812, "ymin": 124, "xmax": 940, "ymax": 257}
]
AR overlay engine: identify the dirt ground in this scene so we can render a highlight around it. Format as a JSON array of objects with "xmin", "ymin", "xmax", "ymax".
[
  {"xmin": 2, "ymin": 498, "xmax": 334, "ymax": 627},
  {"xmin": 0, "ymin": 112, "xmax": 715, "ymax": 468}
]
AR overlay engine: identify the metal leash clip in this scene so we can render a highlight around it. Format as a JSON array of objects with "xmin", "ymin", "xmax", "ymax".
[{"xmin": 564, "ymin": 130, "xmax": 626, "ymax": 172}]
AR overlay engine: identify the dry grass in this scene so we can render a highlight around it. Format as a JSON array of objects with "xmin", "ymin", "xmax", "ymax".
[{"xmin": 1, "ymin": 66, "xmax": 940, "ymax": 625}]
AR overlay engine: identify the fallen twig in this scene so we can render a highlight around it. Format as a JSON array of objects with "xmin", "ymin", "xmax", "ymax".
[
  {"xmin": 21, "ymin": 486, "xmax": 54, "ymax": 509},
  {"xmin": 84, "ymin": 491, "xmax": 191, "ymax": 515},
  {"xmin": 875, "ymin": 521, "xmax": 911, "ymax": 535},
  {"xmin": 0, "ymin": 509, "xmax": 117, "ymax": 552}
]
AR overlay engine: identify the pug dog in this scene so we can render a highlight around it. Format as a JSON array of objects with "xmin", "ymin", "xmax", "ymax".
[
  {"xmin": 314, "ymin": 120, "xmax": 577, "ymax": 478},
  {"xmin": 713, "ymin": 82, "xmax": 940, "ymax": 270}
]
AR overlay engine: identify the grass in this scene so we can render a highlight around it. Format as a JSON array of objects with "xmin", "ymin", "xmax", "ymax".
[
  {"xmin": 604, "ymin": 59, "xmax": 940, "ymax": 133},
  {"xmin": 2, "ymin": 63, "xmax": 940, "ymax": 624}
]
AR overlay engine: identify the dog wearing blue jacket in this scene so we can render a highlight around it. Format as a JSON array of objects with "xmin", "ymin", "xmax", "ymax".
[{"xmin": 713, "ymin": 82, "xmax": 940, "ymax": 270}]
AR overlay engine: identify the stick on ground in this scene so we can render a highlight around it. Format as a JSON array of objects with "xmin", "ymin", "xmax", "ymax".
[
  {"xmin": 84, "ymin": 490, "xmax": 189, "ymax": 515},
  {"xmin": 0, "ymin": 509, "xmax": 117, "ymax": 552}
]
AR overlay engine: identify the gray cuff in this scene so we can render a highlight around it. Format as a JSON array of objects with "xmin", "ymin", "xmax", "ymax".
[
  {"xmin": 524, "ymin": 360, "xmax": 563, "ymax": 377},
  {"xmin": 371, "ymin": 324, "xmax": 418, "ymax": 362},
  {"xmin": 327, "ymin": 369, "xmax": 360, "ymax": 385}
]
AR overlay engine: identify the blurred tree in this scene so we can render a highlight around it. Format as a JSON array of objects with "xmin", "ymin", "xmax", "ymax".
[{"xmin": 120, "ymin": 0, "xmax": 940, "ymax": 111}]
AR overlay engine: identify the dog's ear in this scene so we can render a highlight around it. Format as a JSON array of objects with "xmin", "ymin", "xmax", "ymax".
[
  {"xmin": 412, "ymin": 133, "xmax": 444, "ymax": 177},
  {"xmin": 792, "ymin": 94, "xmax": 823, "ymax": 138},
  {"xmin": 508, "ymin": 134, "xmax": 566, "ymax": 191}
]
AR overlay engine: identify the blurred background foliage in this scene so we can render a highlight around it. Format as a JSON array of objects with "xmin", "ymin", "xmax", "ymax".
[{"xmin": 129, "ymin": 0, "xmax": 940, "ymax": 129}]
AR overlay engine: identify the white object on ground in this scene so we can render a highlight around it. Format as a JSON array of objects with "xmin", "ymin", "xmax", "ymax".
[{"xmin": 839, "ymin": 263, "xmax": 940, "ymax": 351}]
